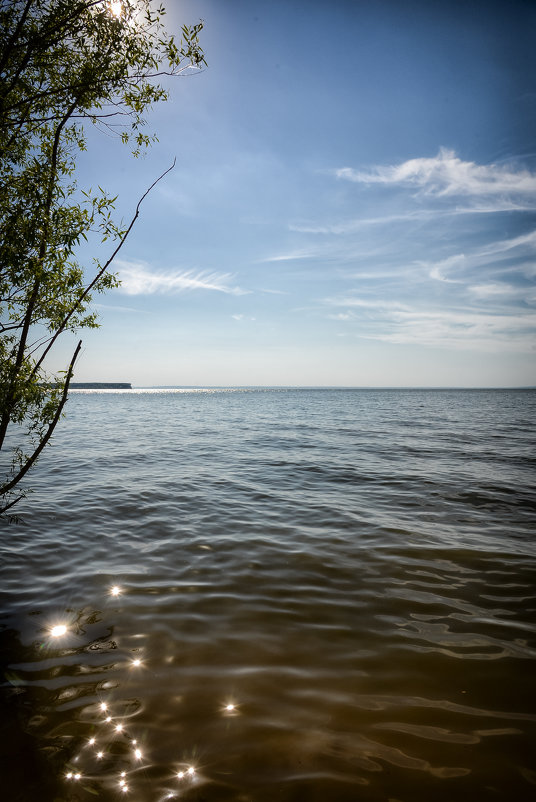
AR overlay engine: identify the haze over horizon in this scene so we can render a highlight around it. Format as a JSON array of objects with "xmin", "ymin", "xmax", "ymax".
[{"xmin": 55, "ymin": 0, "xmax": 536, "ymax": 388}]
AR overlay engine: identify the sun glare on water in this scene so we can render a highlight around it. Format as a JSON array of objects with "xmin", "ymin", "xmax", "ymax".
[
  {"xmin": 54, "ymin": 586, "xmax": 204, "ymax": 795},
  {"xmin": 50, "ymin": 624, "xmax": 67, "ymax": 637}
]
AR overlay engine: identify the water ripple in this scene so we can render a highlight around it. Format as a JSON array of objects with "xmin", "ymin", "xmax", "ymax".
[{"xmin": 1, "ymin": 389, "xmax": 535, "ymax": 800}]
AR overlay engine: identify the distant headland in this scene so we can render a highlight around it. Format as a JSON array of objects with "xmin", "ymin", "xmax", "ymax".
[{"xmin": 70, "ymin": 382, "xmax": 132, "ymax": 389}]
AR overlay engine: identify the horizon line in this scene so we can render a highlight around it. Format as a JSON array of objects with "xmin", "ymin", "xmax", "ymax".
[{"xmin": 127, "ymin": 384, "xmax": 536, "ymax": 390}]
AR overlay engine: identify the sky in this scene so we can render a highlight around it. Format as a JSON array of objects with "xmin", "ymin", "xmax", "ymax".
[{"xmin": 63, "ymin": 0, "xmax": 536, "ymax": 387}]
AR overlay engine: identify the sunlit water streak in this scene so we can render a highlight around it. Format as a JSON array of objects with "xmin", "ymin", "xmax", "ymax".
[{"xmin": 1, "ymin": 388, "xmax": 535, "ymax": 801}]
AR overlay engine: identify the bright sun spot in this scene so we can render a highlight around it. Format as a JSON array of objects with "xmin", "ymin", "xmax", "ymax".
[
  {"xmin": 226, "ymin": 703, "xmax": 235, "ymax": 711},
  {"xmin": 109, "ymin": 1, "xmax": 122, "ymax": 17},
  {"xmin": 115, "ymin": 723, "xmax": 123, "ymax": 732},
  {"xmin": 50, "ymin": 624, "xmax": 67, "ymax": 637},
  {"xmin": 134, "ymin": 748, "xmax": 142, "ymax": 760},
  {"xmin": 110, "ymin": 585, "xmax": 121, "ymax": 596},
  {"xmin": 132, "ymin": 658, "xmax": 141, "ymax": 667}
]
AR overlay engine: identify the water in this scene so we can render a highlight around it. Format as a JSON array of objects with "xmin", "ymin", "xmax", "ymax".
[{"xmin": 1, "ymin": 388, "xmax": 535, "ymax": 802}]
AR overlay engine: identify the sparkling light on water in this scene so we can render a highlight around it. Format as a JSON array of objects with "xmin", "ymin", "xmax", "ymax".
[
  {"xmin": 50, "ymin": 624, "xmax": 67, "ymax": 637},
  {"xmin": 57, "ymin": 585, "xmax": 215, "ymax": 795}
]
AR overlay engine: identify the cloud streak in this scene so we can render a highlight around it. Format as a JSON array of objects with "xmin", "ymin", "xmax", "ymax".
[
  {"xmin": 336, "ymin": 148, "xmax": 536, "ymax": 197},
  {"xmin": 289, "ymin": 200, "xmax": 536, "ymax": 236},
  {"xmin": 422, "ymin": 228, "xmax": 536, "ymax": 282},
  {"xmin": 325, "ymin": 295, "xmax": 536, "ymax": 352},
  {"xmin": 115, "ymin": 260, "xmax": 247, "ymax": 296}
]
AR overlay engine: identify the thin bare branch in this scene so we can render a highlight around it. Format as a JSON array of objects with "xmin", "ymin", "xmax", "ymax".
[
  {"xmin": 0, "ymin": 339, "xmax": 82, "ymax": 497},
  {"xmin": 30, "ymin": 159, "xmax": 176, "ymax": 378}
]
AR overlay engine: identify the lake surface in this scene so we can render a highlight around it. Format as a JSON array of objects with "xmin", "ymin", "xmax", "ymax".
[{"xmin": 1, "ymin": 388, "xmax": 535, "ymax": 802}]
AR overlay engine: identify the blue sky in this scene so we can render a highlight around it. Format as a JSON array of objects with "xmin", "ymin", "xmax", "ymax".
[{"xmin": 64, "ymin": 0, "xmax": 536, "ymax": 386}]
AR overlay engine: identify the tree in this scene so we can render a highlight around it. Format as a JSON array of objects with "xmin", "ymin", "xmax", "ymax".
[{"xmin": 0, "ymin": 0, "xmax": 205, "ymax": 518}]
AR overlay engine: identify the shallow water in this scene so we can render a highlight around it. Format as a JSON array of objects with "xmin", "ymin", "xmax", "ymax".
[{"xmin": 1, "ymin": 388, "xmax": 535, "ymax": 801}]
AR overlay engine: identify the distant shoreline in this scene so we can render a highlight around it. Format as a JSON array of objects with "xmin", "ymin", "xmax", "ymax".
[
  {"xmin": 68, "ymin": 383, "xmax": 535, "ymax": 391},
  {"xmin": 70, "ymin": 382, "xmax": 132, "ymax": 389}
]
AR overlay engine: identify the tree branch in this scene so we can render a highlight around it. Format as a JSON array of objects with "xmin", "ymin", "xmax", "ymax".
[
  {"xmin": 30, "ymin": 159, "xmax": 176, "ymax": 378},
  {"xmin": 0, "ymin": 99, "xmax": 78, "ymax": 450},
  {"xmin": 0, "ymin": 339, "xmax": 82, "ymax": 500}
]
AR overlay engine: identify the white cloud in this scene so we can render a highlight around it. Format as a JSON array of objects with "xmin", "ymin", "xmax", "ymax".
[
  {"xmin": 369, "ymin": 305, "xmax": 536, "ymax": 352},
  {"xmin": 93, "ymin": 302, "xmax": 142, "ymax": 313},
  {"xmin": 288, "ymin": 210, "xmax": 440, "ymax": 234},
  {"xmin": 336, "ymin": 148, "xmax": 536, "ymax": 197},
  {"xmin": 469, "ymin": 283, "xmax": 536, "ymax": 304},
  {"xmin": 328, "ymin": 311, "xmax": 356, "ymax": 321},
  {"xmin": 115, "ymin": 260, "xmax": 247, "ymax": 296},
  {"xmin": 422, "ymin": 229, "xmax": 536, "ymax": 283},
  {"xmin": 232, "ymin": 314, "xmax": 256, "ymax": 321},
  {"xmin": 323, "ymin": 295, "xmax": 536, "ymax": 352},
  {"xmin": 326, "ymin": 297, "xmax": 411, "ymax": 312},
  {"xmin": 289, "ymin": 204, "xmax": 534, "ymax": 236},
  {"xmin": 426, "ymin": 254, "xmax": 467, "ymax": 283},
  {"xmin": 259, "ymin": 249, "xmax": 317, "ymax": 263},
  {"xmin": 479, "ymin": 229, "xmax": 536, "ymax": 257}
]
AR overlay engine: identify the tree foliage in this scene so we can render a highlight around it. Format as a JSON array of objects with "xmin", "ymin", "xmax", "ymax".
[{"xmin": 0, "ymin": 0, "xmax": 205, "ymax": 517}]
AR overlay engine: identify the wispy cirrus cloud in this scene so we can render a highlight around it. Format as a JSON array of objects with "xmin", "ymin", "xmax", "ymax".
[
  {"xmin": 289, "ymin": 199, "xmax": 536, "ymax": 236},
  {"xmin": 479, "ymin": 228, "xmax": 536, "ymax": 257},
  {"xmin": 259, "ymin": 249, "xmax": 317, "ymax": 263},
  {"xmin": 288, "ymin": 209, "xmax": 441, "ymax": 234},
  {"xmin": 324, "ymin": 295, "xmax": 536, "ymax": 352},
  {"xmin": 323, "ymin": 225, "xmax": 536, "ymax": 350},
  {"xmin": 422, "ymin": 228, "xmax": 536, "ymax": 282},
  {"xmin": 93, "ymin": 302, "xmax": 143, "ymax": 313},
  {"xmin": 115, "ymin": 260, "xmax": 248, "ymax": 296},
  {"xmin": 336, "ymin": 148, "xmax": 536, "ymax": 197},
  {"xmin": 327, "ymin": 311, "xmax": 357, "ymax": 321}
]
